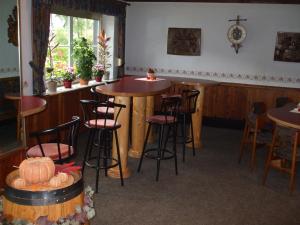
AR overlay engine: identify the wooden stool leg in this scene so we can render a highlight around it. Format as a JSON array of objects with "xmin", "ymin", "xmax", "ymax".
[
  {"xmin": 250, "ymin": 127, "xmax": 258, "ymax": 171},
  {"xmin": 239, "ymin": 122, "xmax": 249, "ymax": 163},
  {"xmin": 289, "ymin": 132, "xmax": 299, "ymax": 193},
  {"xmin": 263, "ymin": 128, "xmax": 277, "ymax": 185}
]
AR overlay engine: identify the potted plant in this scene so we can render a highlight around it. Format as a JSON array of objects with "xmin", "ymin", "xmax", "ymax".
[
  {"xmin": 73, "ymin": 37, "xmax": 96, "ymax": 85},
  {"xmin": 46, "ymin": 32, "xmax": 59, "ymax": 92},
  {"xmin": 59, "ymin": 67, "xmax": 76, "ymax": 88},
  {"xmin": 92, "ymin": 64, "xmax": 104, "ymax": 82},
  {"xmin": 46, "ymin": 67, "xmax": 59, "ymax": 92},
  {"xmin": 98, "ymin": 30, "xmax": 111, "ymax": 80},
  {"xmin": 147, "ymin": 68, "xmax": 156, "ymax": 80}
]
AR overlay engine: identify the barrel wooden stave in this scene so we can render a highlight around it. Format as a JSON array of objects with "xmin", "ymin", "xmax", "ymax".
[{"xmin": 3, "ymin": 170, "xmax": 84, "ymax": 222}]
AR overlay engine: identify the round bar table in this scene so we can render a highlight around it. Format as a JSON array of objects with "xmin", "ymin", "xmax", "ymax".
[
  {"xmin": 96, "ymin": 76, "xmax": 171, "ymax": 178},
  {"xmin": 267, "ymin": 104, "xmax": 300, "ymax": 130},
  {"xmin": 162, "ymin": 76, "xmax": 219, "ymax": 149}
]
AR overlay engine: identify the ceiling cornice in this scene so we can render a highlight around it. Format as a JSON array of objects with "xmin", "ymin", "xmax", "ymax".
[{"xmin": 127, "ymin": 0, "xmax": 300, "ymax": 4}]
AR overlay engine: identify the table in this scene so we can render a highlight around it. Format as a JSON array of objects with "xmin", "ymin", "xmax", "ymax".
[
  {"xmin": 267, "ymin": 104, "xmax": 300, "ymax": 130},
  {"xmin": 96, "ymin": 76, "xmax": 171, "ymax": 178},
  {"xmin": 162, "ymin": 76, "xmax": 219, "ymax": 149},
  {"xmin": 4, "ymin": 94, "xmax": 47, "ymax": 143}
]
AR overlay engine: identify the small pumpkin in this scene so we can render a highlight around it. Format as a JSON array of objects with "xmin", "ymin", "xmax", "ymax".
[
  {"xmin": 12, "ymin": 178, "xmax": 26, "ymax": 189},
  {"xmin": 57, "ymin": 172, "xmax": 69, "ymax": 183},
  {"xmin": 49, "ymin": 175, "xmax": 62, "ymax": 188},
  {"xmin": 19, "ymin": 157, "xmax": 55, "ymax": 184}
]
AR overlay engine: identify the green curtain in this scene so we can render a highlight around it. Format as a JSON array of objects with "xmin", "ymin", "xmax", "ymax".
[{"xmin": 31, "ymin": 0, "xmax": 52, "ymax": 95}]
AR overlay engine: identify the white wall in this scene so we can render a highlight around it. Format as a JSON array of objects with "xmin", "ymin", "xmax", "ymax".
[
  {"xmin": 0, "ymin": 0, "xmax": 19, "ymax": 78},
  {"xmin": 125, "ymin": 3, "xmax": 300, "ymax": 88},
  {"xmin": 19, "ymin": 0, "xmax": 33, "ymax": 95}
]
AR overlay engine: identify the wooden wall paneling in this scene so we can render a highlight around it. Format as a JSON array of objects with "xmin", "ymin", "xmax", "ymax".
[
  {"xmin": 0, "ymin": 148, "xmax": 25, "ymax": 190},
  {"xmin": 25, "ymin": 87, "xmax": 95, "ymax": 148}
]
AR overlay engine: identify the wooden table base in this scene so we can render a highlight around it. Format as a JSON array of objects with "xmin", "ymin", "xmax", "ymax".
[{"xmin": 129, "ymin": 97, "xmax": 146, "ymax": 158}]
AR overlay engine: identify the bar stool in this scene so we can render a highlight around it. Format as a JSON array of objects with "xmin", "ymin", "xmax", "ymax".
[
  {"xmin": 263, "ymin": 126, "xmax": 299, "ymax": 193},
  {"xmin": 80, "ymin": 99, "xmax": 125, "ymax": 192},
  {"xmin": 239, "ymin": 102, "xmax": 272, "ymax": 170},
  {"xmin": 178, "ymin": 89, "xmax": 200, "ymax": 162},
  {"xmin": 137, "ymin": 96, "xmax": 181, "ymax": 181}
]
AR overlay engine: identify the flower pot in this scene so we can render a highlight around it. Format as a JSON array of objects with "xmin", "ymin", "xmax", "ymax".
[
  {"xmin": 95, "ymin": 76, "xmax": 102, "ymax": 82},
  {"xmin": 102, "ymin": 72, "xmax": 110, "ymax": 81},
  {"xmin": 47, "ymin": 80, "xmax": 57, "ymax": 93},
  {"xmin": 80, "ymin": 79, "xmax": 89, "ymax": 85},
  {"xmin": 63, "ymin": 80, "xmax": 72, "ymax": 88}
]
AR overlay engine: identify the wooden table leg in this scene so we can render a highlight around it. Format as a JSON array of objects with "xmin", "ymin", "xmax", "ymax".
[
  {"xmin": 187, "ymin": 85, "xmax": 205, "ymax": 149},
  {"xmin": 129, "ymin": 97, "xmax": 146, "ymax": 158},
  {"xmin": 108, "ymin": 96, "xmax": 131, "ymax": 178}
]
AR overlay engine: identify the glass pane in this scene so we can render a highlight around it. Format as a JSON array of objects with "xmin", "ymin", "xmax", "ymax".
[
  {"xmin": 73, "ymin": 17, "xmax": 94, "ymax": 43},
  {"xmin": 50, "ymin": 14, "xmax": 69, "ymax": 45}
]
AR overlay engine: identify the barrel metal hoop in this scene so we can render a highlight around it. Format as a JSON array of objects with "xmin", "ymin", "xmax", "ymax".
[{"xmin": 4, "ymin": 178, "xmax": 84, "ymax": 206}]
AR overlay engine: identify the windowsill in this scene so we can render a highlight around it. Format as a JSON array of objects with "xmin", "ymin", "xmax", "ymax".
[{"xmin": 44, "ymin": 79, "xmax": 114, "ymax": 96}]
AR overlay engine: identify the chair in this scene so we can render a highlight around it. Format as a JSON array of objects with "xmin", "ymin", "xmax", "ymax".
[
  {"xmin": 80, "ymin": 99, "xmax": 125, "ymax": 192},
  {"xmin": 26, "ymin": 116, "xmax": 80, "ymax": 164},
  {"xmin": 238, "ymin": 102, "xmax": 272, "ymax": 170},
  {"xmin": 90, "ymin": 86, "xmax": 115, "ymax": 115},
  {"xmin": 275, "ymin": 96, "xmax": 291, "ymax": 108},
  {"xmin": 137, "ymin": 96, "xmax": 181, "ymax": 181},
  {"xmin": 263, "ymin": 126, "xmax": 300, "ymax": 193},
  {"xmin": 178, "ymin": 89, "xmax": 200, "ymax": 162}
]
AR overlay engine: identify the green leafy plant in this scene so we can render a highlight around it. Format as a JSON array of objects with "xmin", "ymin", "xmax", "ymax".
[{"xmin": 73, "ymin": 37, "xmax": 96, "ymax": 81}]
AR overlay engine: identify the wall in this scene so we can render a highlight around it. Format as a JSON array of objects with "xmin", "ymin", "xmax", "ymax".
[
  {"xmin": 0, "ymin": 0, "xmax": 19, "ymax": 78},
  {"xmin": 125, "ymin": 3, "xmax": 300, "ymax": 88}
]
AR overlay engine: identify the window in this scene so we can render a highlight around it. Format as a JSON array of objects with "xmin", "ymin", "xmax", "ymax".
[{"xmin": 46, "ymin": 14, "xmax": 100, "ymax": 80}]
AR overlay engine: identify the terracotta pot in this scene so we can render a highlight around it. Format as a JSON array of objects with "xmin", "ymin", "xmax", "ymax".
[
  {"xmin": 63, "ymin": 80, "xmax": 72, "ymax": 88},
  {"xmin": 79, "ymin": 79, "xmax": 89, "ymax": 85},
  {"xmin": 95, "ymin": 76, "xmax": 102, "ymax": 82}
]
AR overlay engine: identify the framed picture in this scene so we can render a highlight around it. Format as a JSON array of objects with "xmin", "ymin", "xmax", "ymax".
[
  {"xmin": 274, "ymin": 32, "xmax": 300, "ymax": 63},
  {"xmin": 167, "ymin": 28, "xmax": 201, "ymax": 56}
]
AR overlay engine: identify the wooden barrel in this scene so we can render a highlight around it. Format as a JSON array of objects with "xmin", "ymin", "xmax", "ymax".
[{"xmin": 3, "ymin": 170, "xmax": 84, "ymax": 222}]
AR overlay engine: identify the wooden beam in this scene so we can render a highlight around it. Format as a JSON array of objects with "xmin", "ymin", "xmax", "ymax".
[{"xmin": 127, "ymin": 0, "xmax": 300, "ymax": 4}]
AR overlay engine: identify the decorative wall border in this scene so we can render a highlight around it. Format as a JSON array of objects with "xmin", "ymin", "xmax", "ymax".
[
  {"xmin": 126, "ymin": 66, "xmax": 300, "ymax": 88},
  {"xmin": 0, "ymin": 67, "xmax": 18, "ymax": 73}
]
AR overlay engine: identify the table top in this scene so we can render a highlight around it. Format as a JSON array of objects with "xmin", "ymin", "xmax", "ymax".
[
  {"xmin": 267, "ymin": 104, "xmax": 300, "ymax": 130},
  {"xmin": 96, "ymin": 76, "xmax": 172, "ymax": 97},
  {"xmin": 21, "ymin": 96, "xmax": 47, "ymax": 117},
  {"xmin": 162, "ymin": 76, "xmax": 219, "ymax": 87},
  {"xmin": 4, "ymin": 92, "xmax": 20, "ymax": 100}
]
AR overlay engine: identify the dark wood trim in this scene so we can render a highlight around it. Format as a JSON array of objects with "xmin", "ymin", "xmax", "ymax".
[{"xmin": 127, "ymin": 0, "xmax": 300, "ymax": 4}]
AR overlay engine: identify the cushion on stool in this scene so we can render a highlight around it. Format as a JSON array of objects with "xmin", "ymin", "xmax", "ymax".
[
  {"xmin": 161, "ymin": 94, "xmax": 182, "ymax": 99},
  {"xmin": 97, "ymin": 106, "xmax": 114, "ymax": 114},
  {"xmin": 86, "ymin": 119, "xmax": 120, "ymax": 128},
  {"xmin": 27, "ymin": 143, "xmax": 74, "ymax": 160},
  {"xmin": 146, "ymin": 115, "xmax": 176, "ymax": 124}
]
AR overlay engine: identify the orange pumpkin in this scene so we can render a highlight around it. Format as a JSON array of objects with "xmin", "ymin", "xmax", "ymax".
[
  {"xmin": 49, "ymin": 176, "xmax": 62, "ymax": 188},
  {"xmin": 19, "ymin": 157, "xmax": 55, "ymax": 184},
  {"xmin": 57, "ymin": 172, "xmax": 69, "ymax": 183},
  {"xmin": 12, "ymin": 178, "xmax": 26, "ymax": 189}
]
